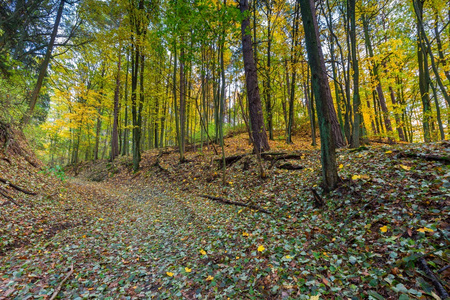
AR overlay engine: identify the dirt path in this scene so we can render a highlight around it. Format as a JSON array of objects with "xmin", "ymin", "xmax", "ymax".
[{"xmin": 1, "ymin": 178, "xmax": 266, "ymax": 299}]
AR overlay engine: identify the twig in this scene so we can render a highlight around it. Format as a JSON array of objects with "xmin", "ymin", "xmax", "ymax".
[
  {"xmin": 49, "ymin": 263, "xmax": 74, "ymax": 300},
  {"xmin": 438, "ymin": 265, "xmax": 450, "ymax": 274},
  {"xmin": 199, "ymin": 194, "xmax": 271, "ymax": 215},
  {"xmin": 0, "ymin": 178, "xmax": 37, "ymax": 195},
  {"xmin": 418, "ymin": 258, "xmax": 449, "ymax": 299}
]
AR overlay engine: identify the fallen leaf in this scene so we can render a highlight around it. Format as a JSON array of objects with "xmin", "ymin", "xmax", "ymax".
[{"xmin": 417, "ymin": 227, "xmax": 433, "ymax": 233}]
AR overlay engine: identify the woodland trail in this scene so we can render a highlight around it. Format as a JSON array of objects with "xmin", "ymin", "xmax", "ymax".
[{"xmin": 1, "ymin": 178, "xmax": 276, "ymax": 299}]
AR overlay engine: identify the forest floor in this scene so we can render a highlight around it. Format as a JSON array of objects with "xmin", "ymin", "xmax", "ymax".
[{"xmin": 0, "ymin": 132, "xmax": 449, "ymax": 299}]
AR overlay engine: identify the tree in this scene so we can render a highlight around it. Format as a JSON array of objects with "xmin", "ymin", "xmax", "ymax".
[
  {"xmin": 21, "ymin": 0, "xmax": 65, "ymax": 126},
  {"xmin": 298, "ymin": 0, "xmax": 339, "ymax": 191},
  {"xmin": 239, "ymin": 0, "xmax": 270, "ymax": 153}
]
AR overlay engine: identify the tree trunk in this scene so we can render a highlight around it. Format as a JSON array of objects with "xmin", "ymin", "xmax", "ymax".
[
  {"xmin": 111, "ymin": 47, "xmax": 122, "ymax": 160},
  {"xmin": 299, "ymin": 0, "xmax": 338, "ymax": 191},
  {"xmin": 349, "ymin": 0, "xmax": 362, "ymax": 148},
  {"xmin": 239, "ymin": 0, "xmax": 270, "ymax": 152},
  {"xmin": 414, "ymin": 0, "xmax": 431, "ymax": 142},
  {"xmin": 362, "ymin": 15, "xmax": 394, "ymax": 140},
  {"xmin": 21, "ymin": 0, "xmax": 65, "ymax": 126}
]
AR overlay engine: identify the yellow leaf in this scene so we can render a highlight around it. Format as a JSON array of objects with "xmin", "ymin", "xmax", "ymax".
[
  {"xmin": 206, "ymin": 275, "xmax": 214, "ymax": 281},
  {"xmin": 236, "ymin": 256, "xmax": 240, "ymax": 259},
  {"xmin": 238, "ymin": 209, "xmax": 243, "ymax": 214},
  {"xmin": 352, "ymin": 175, "xmax": 361, "ymax": 180},
  {"xmin": 285, "ymin": 255, "xmax": 292, "ymax": 259},
  {"xmin": 399, "ymin": 165, "xmax": 411, "ymax": 171},
  {"xmin": 166, "ymin": 272, "xmax": 174, "ymax": 277},
  {"xmin": 417, "ymin": 227, "xmax": 434, "ymax": 233},
  {"xmin": 385, "ymin": 150, "xmax": 393, "ymax": 154},
  {"xmin": 310, "ymin": 296, "xmax": 320, "ymax": 300},
  {"xmin": 380, "ymin": 226, "xmax": 388, "ymax": 233},
  {"xmin": 257, "ymin": 245, "xmax": 265, "ymax": 252},
  {"xmin": 339, "ymin": 164, "xmax": 344, "ymax": 169},
  {"xmin": 185, "ymin": 267, "xmax": 192, "ymax": 273},
  {"xmin": 200, "ymin": 249, "xmax": 206, "ymax": 255},
  {"xmin": 242, "ymin": 232, "xmax": 249, "ymax": 237}
]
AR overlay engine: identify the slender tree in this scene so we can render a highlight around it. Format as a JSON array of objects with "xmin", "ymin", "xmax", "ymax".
[
  {"xmin": 239, "ymin": 0, "xmax": 270, "ymax": 152},
  {"xmin": 299, "ymin": 0, "xmax": 339, "ymax": 191}
]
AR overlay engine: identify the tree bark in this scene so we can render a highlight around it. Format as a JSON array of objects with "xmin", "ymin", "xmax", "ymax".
[
  {"xmin": 299, "ymin": 0, "xmax": 339, "ymax": 191},
  {"xmin": 239, "ymin": 0, "xmax": 270, "ymax": 152},
  {"xmin": 111, "ymin": 47, "xmax": 122, "ymax": 160},
  {"xmin": 414, "ymin": 0, "xmax": 431, "ymax": 142},
  {"xmin": 349, "ymin": 0, "xmax": 362, "ymax": 148}
]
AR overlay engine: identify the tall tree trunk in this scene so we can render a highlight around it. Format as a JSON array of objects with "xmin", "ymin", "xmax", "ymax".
[
  {"xmin": 265, "ymin": 9, "xmax": 273, "ymax": 140},
  {"xmin": 179, "ymin": 42, "xmax": 186, "ymax": 162},
  {"xmin": 414, "ymin": 0, "xmax": 450, "ymax": 108},
  {"xmin": 239, "ymin": 0, "xmax": 270, "ymax": 152},
  {"xmin": 362, "ymin": 15, "xmax": 394, "ymax": 140},
  {"xmin": 122, "ymin": 51, "xmax": 130, "ymax": 156},
  {"xmin": 286, "ymin": 1, "xmax": 299, "ymax": 144},
  {"xmin": 414, "ymin": 0, "xmax": 431, "ymax": 142},
  {"xmin": 349, "ymin": 0, "xmax": 362, "ymax": 148},
  {"xmin": 21, "ymin": 0, "xmax": 65, "ymax": 126},
  {"xmin": 299, "ymin": 0, "xmax": 338, "ymax": 191},
  {"xmin": 388, "ymin": 86, "xmax": 406, "ymax": 141},
  {"xmin": 111, "ymin": 47, "xmax": 122, "ymax": 160}
]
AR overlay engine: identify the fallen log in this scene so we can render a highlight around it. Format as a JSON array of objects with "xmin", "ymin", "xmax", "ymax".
[
  {"xmin": 277, "ymin": 163, "xmax": 304, "ymax": 170},
  {"xmin": 0, "ymin": 178, "xmax": 37, "ymax": 195},
  {"xmin": 199, "ymin": 195, "xmax": 271, "ymax": 215},
  {"xmin": 400, "ymin": 152, "xmax": 450, "ymax": 165},
  {"xmin": 215, "ymin": 154, "xmax": 248, "ymax": 169},
  {"xmin": 418, "ymin": 257, "xmax": 449, "ymax": 299},
  {"xmin": 261, "ymin": 153, "xmax": 303, "ymax": 161}
]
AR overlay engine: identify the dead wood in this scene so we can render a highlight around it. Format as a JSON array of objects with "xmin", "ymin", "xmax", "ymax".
[
  {"xmin": 400, "ymin": 152, "xmax": 450, "ymax": 165},
  {"xmin": 215, "ymin": 154, "xmax": 248, "ymax": 169},
  {"xmin": 199, "ymin": 194, "xmax": 271, "ymax": 215},
  {"xmin": 0, "ymin": 178, "xmax": 37, "ymax": 195},
  {"xmin": 261, "ymin": 153, "xmax": 302, "ymax": 161},
  {"xmin": 50, "ymin": 264, "xmax": 74, "ymax": 300},
  {"xmin": 310, "ymin": 188, "xmax": 324, "ymax": 208},
  {"xmin": 1, "ymin": 157, "xmax": 11, "ymax": 164},
  {"xmin": 153, "ymin": 158, "xmax": 171, "ymax": 174},
  {"xmin": 418, "ymin": 257, "xmax": 449, "ymax": 299},
  {"xmin": 0, "ymin": 187, "xmax": 21, "ymax": 207},
  {"xmin": 438, "ymin": 265, "xmax": 450, "ymax": 273},
  {"xmin": 277, "ymin": 163, "xmax": 304, "ymax": 170}
]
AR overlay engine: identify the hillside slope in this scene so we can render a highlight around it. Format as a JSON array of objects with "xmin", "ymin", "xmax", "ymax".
[{"xmin": 1, "ymin": 131, "xmax": 449, "ymax": 299}]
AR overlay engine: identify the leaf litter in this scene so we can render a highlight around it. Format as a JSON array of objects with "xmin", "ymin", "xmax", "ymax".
[{"xmin": 0, "ymin": 134, "xmax": 449, "ymax": 299}]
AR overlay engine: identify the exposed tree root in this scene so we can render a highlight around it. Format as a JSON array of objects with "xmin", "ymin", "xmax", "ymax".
[
  {"xmin": 418, "ymin": 257, "xmax": 449, "ymax": 299},
  {"xmin": 0, "ymin": 187, "xmax": 21, "ymax": 207},
  {"xmin": 0, "ymin": 177, "xmax": 37, "ymax": 195},
  {"xmin": 215, "ymin": 154, "xmax": 248, "ymax": 169}
]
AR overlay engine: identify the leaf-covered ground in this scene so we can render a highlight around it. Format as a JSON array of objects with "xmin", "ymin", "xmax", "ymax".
[{"xmin": 1, "ymin": 134, "xmax": 449, "ymax": 299}]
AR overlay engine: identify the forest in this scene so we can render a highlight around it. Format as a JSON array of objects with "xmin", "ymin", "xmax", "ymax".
[{"xmin": 0, "ymin": 0, "xmax": 449, "ymax": 298}]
